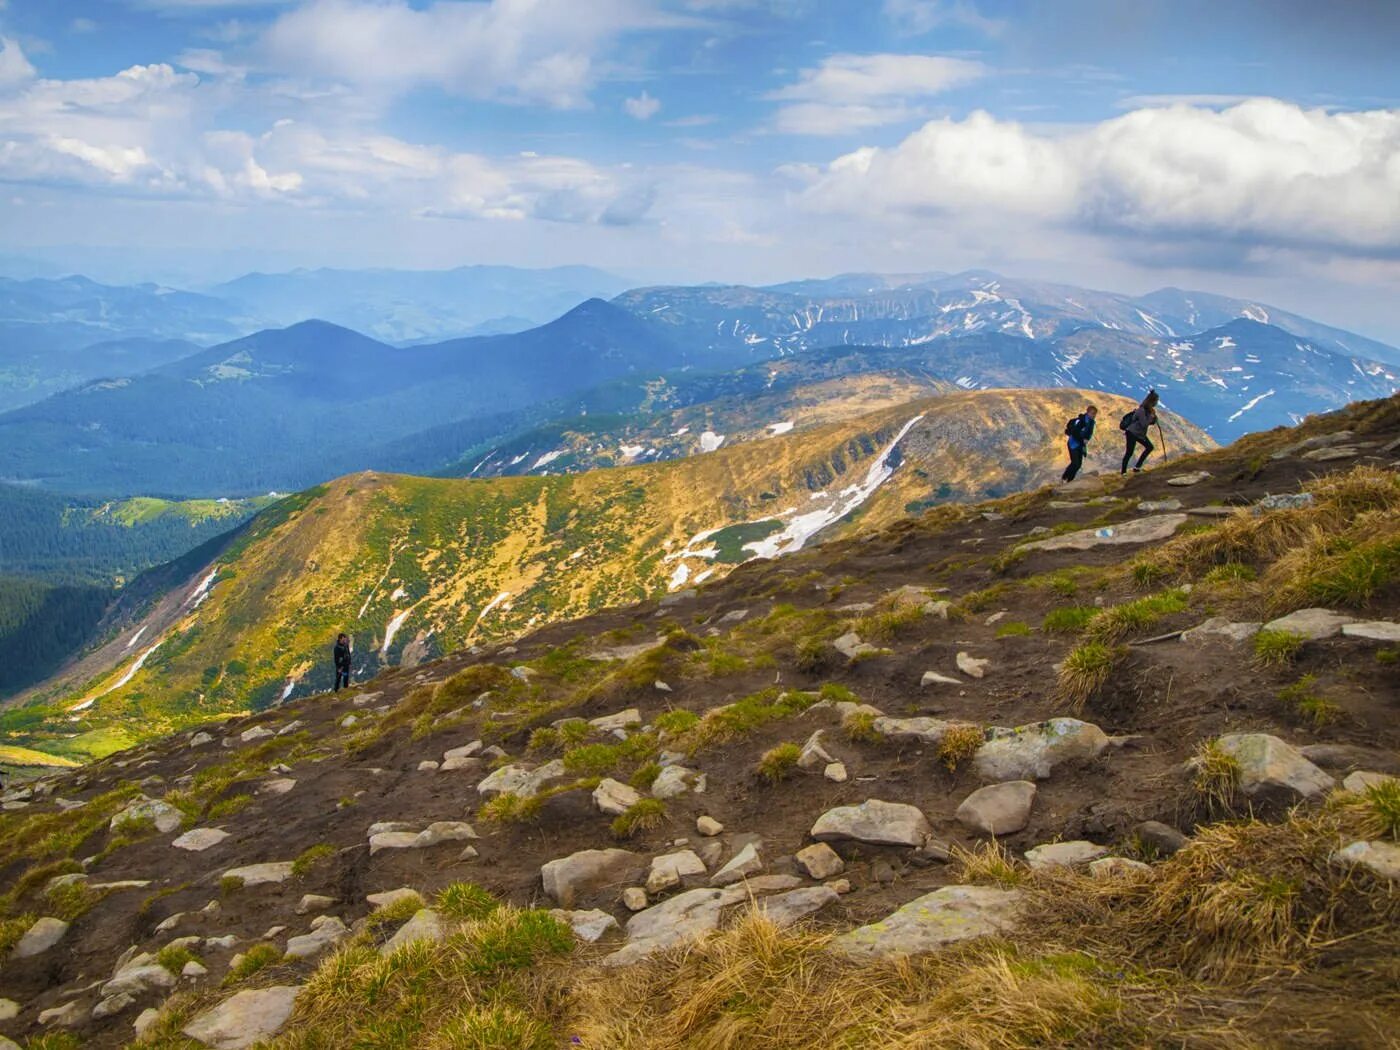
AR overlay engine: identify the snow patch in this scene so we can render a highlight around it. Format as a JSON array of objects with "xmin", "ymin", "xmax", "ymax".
[
  {"xmin": 381, "ymin": 609, "xmax": 412, "ymax": 659},
  {"xmin": 532, "ymin": 449, "xmax": 566, "ymax": 470},
  {"xmin": 699, "ymin": 431, "xmax": 725, "ymax": 453},
  {"xmin": 1227, "ymin": 389, "xmax": 1276, "ymax": 423},
  {"xmin": 1215, "ymin": 336, "xmax": 1236, "ymax": 350},
  {"xmin": 123, "ymin": 625, "xmax": 148, "ymax": 651},
  {"xmin": 185, "ymin": 569, "xmax": 218, "ymax": 607},
  {"xmin": 73, "ymin": 639, "xmax": 165, "ymax": 711},
  {"xmin": 767, "ymin": 420, "xmax": 794, "ymax": 436},
  {"xmin": 619, "ymin": 444, "xmax": 646, "ymax": 459}
]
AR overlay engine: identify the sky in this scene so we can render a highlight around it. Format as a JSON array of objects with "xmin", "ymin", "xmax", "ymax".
[{"xmin": 0, "ymin": 0, "xmax": 1398, "ymax": 341}]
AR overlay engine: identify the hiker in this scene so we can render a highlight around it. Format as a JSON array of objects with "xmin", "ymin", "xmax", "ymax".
[
  {"xmin": 332, "ymin": 633, "xmax": 352, "ymax": 692},
  {"xmin": 1062, "ymin": 404, "xmax": 1097, "ymax": 482},
  {"xmin": 1120, "ymin": 390, "xmax": 1160, "ymax": 474}
]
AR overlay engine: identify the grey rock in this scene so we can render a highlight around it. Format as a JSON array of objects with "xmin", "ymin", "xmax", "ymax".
[
  {"xmin": 695, "ymin": 815, "xmax": 724, "ymax": 837},
  {"xmin": 1166, "ymin": 471, "xmax": 1211, "ymax": 487},
  {"xmin": 832, "ymin": 886, "xmax": 1022, "ymax": 959},
  {"xmin": 1024, "ymin": 840, "xmax": 1108, "ymax": 869},
  {"xmin": 590, "ymin": 709, "xmax": 642, "ymax": 732},
  {"xmin": 1021, "ymin": 513, "xmax": 1188, "ymax": 551},
  {"xmin": 1254, "ymin": 493, "xmax": 1314, "ymax": 512},
  {"xmin": 621, "ymin": 887, "xmax": 648, "ymax": 912},
  {"xmin": 955, "ymin": 781, "xmax": 1036, "ymax": 835},
  {"xmin": 541, "ymin": 849, "xmax": 644, "ymax": 907},
  {"xmin": 1215, "ymin": 733, "xmax": 1335, "ymax": 802},
  {"xmin": 651, "ymin": 765, "xmax": 705, "ymax": 799},
  {"xmin": 1138, "ymin": 499, "xmax": 1182, "ymax": 512},
  {"xmin": 284, "ymin": 917, "xmax": 350, "ymax": 960},
  {"xmin": 182, "ymin": 986, "xmax": 302, "ymax": 1049},
  {"xmin": 956, "ymin": 652, "xmax": 990, "ymax": 678},
  {"xmin": 172, "ymin": 827, "xmax": 230, "ymax": 852},
  {"xmin": 1089, "ymin": 857, "xmax": 1153, "ymax": 878},
  {"xmin": 810, "ymin": 799, "xmax": 932, "ymax": 848},
  {"xmin": 1180, "ymin": 618, "xmax": 1261, "ymax": 645},
  {"xmin": 871, "ymin": 717, "xmax": 958, "ymax": 745},
  {"xmin": 1134, "ymin": 821, "xmax": 1188, "ymax": 856},
  {"xmin": 604, "ymin": 888, "xmax": 726, "ymax": 966},
  {"xmin": 260, "ymin": 778, "xmax": 296, "ymax": 795},
  {"xmin": 833, "ymin": 632, "xmax": 881, "ymax": 659},
  {"xmin": 754, "ymin": 886, "xmax": 840, "ymax": 928},
  {"xmin": 1260, "ymin": 608, "xmax": 1357, "ymax": 640},
  {"xmin": 711, "ymin": 842, "xmax": 763, "ymax": 886},
  {"xmin": 366, "ymin": 888, "xmax": 422, "ymax": 910},
  {"xmin": 380, "ymin": 909, "xmax": 445, "ymax": 955},
  {"xmin": 921, "ymin": 671, "xmax": 962, "ymax": 686},
  {"xmin": 1343, "ymin": 771, "xmax": 1396, "ymax": 793},
  {"xmin": 593, "ymin": 778, "xmax": 642, "ymax": 816},
  {"xmin": 443, "ymin": 740, "xmax": 483, "ymax": 762},
  {"xmin": 38, "ymin": 1001, "xmax": 86, "ymax": 1028},
  {"xmin": 549, "ymin": 908, "xmax": 619, "ymax": 943},
  {"xmin": 12, "ymin": 917, "xmax": 69, "ymax": 958},
  {"xmin": 1301, "ymin": 743, "xmax": 1400, "ymax": 774},
  {"xmin": 103, "ymin": 961, "xmax": 176, "ymax": 997},
  {"xmin": 646, "ymin": 850, "xmax": 707, "ymax": 894},
  {"xmin": 112, "ymin": 797, "xmax": 183, "ymax": 835},
  {"xmin": 824, "ymin": 761, "xmax": 848, "ymax": 783},
  {"xmin": 795, "ymin": 843, "xmax": 844, "ymax": 879},
  {"xmin": 796, "ymin": 730, "xmax": 834, "ymax": 770},
  {"xmin": 972, "ymin": 718, "xmax": 1109, "ymax": 782},
  {"xmin": 1331, "ymin": 840, "xmax": 1400, "ymax": 881},
  {"xmin": 1341, "ymin": 621, "xmax": 1400, "ymax": 642},
  {"xmin": 0, "ymin": 998, "xmax": 17, "ymax": 1021},
  {"xmin": 221, "ymin": 861, "xmax": 294, "ymax": 886},
  {"xmin": 93, "ymin": 992, "xmax": 137, "ymax": 1020}
]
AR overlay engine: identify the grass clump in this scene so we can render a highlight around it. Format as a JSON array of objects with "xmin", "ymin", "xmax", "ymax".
[
  {"xmin": 842, "ymin": 710, "xmax": 881, "ymax": 743},
  {"xmin": 43, "ymin": 879, "xmax": 104, "ymax": 922},
  {"xmin": 1356, "ymin": 780, "xmax": 1400, "ymax": 841},
  {"xmin": 677, "ymin": 688, "xmax": 817, "ymax": 751},
  {"xmin": 853, "ymin": 602, "xmax": 928, "ymax": 643},
  {"xmin": 1041, "ymin": 606, "xmax": 1098, "ymax": 633},
  {"xmin": 757, "ymin": 743, "xmax": 802, "ymax": 784},
  {"xmin": 157, "ymin": 943, "xmax": 200, "ymax": 974},
  {"xmin": 1085, "ymin": 589, "xmax": 1189, "ymax": 643},
  {"xmin": 364, "ymin": 895, "xmax": 425, "ymax": 936},
  {"xmin": 1253, "ymin": 629, "xmax": 1305, "ymax": 666},
  {"xmin": 561, "ymin": 732, "xmax": 659, "ymax": 777},
  {"xmin": 653, "ymin": 709, "xmax": 699, "ymax": 736},
  {"xmin": 1054, "ymin": 641, "xmax": 1124, "ymax": 711},
  {"xmin": 528, "ymin": 719, "xmax": 591, "ymax": 753},
  {"xmin": 207, "ymin": 794, "xmax": 253, "ymax": 821},
  {"xmin": 0, "ymin": 913, "xmax": 36, "ymax": 956},
  {"xmin": 21, "ymin": 1034, "xmax": 82, "ymax": 1050},
  {"xmin": 478, "ymin": 793, "xmax": 543, "ymax": 826},
  {"xmin": 438, "ymin": 1004, "xmax": 554, "ymax": 1050},
  {"xmin": 793, "ymin": 635, "xmax": 838, "ymax": 674},
  {"xmin": 936, "ymin": 724, "xmax": 985, "ymax": 772},
  {"xmin": 436, "ymin": 882, "xmax": 500, "ymax": 923},
  {"xmin": 611, "ymin": 798, "xmax": 666, "ymax": 840},
  {"xmin": 292, "ymin": 842, "xmax": 336, "ymax": 878},
  {"xmin": 219, "ymin": 875, "xmax": 245, "ymax": 896},
  {"xmin": 1277, "ymin": 675, "xmax": 1341, "ymax": 728},
  {"xmin": 952, "ymin": 840, "xmax": 1025, "ymax": 887},
  {"xmin": 225, "ymin": 942, "xmax": 282, "ymax": 984},
  {"xmin": 995, "ymin": 620, "xmax": 1031, "ymax": 637},
  {"xmin": 1191, "ymin": 739, "xmax": 1241, "ymax": 816},
  {"xmin": 628, "ymin": 761, "xmax": 662, "ymax": 790}
]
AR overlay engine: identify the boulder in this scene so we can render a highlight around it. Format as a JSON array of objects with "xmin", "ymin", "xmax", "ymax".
[
  {"xmin": 222, "ymin": 861, "xmax": 294, "ymax": 886},
  {"xmin": 1215, "ymin": 733, "xmax": 1335, "ymax": 802},
  {"xmin": 955, "ymin": 781, "xmax": 1036, "ymax": 835},
  {"xmin": 710, "ymin": 843, "xmax": 763, "ymax": 886},
  {"xmin": 1138, "ymin": 499, "xmax": 1182, "ymax": 511},
  {"xmin": 646, "ymin": 850, "xmax": 707, "ymax": 894},
  {"xmin": 380, "ymin": 909, "xmax": 445, "ymax": 955},
  {"xmin": 260, "ymin": 778, "xmax": 296, "ymax": 795},
  {"xmin": 549, "ymin": 908, "xmax": 620, "ymax": 943},
  {"xmin": 239, "ymin": 725, "xmax": 275, "ymax": 744},
  {"xmin": 112, "ymin": 797, "xmax": 183, "ymax": 835},
  {"xmin": 1021, "ymin": 514, "xmax": 1187, "ymax": 551},
  {"xmin": 173, "ymin": 827, "xmax": 230, "ymax": 852},
  {"xmin": 810, "ymin": 799, "xmax": 932, "ymax": 848},
  {"xmin": 182, "ymin": 986, "xmax": 302, "ymax": 1049},
  {"xmin": 1180, "ymin": 618, "xmax": 1261, "ymax": 645},
  {"xmin": 11, "ymin": 917, "xmax": 69, "ymax": 958},
  {"xmin": 590, "ymin": 709, "xmax": 642, "ymax": 732},
  {"xmin": 871, "ymin": 717, "xmax": 958, "ymax": 744},
  {"xmin": 833, "ymin": 632, "xmax": 881, "ymax": 659},
  {"xmin": 414, "ymin": 822, "xmax": 477, "ymax": 848},
  {"xmin": 956, "ymin": 652, "xmax": 990, "ymax": 678},
  {"xmin": 972, "ymin": 718, "xmax": 1109, "ymax": 782},
  {"xmin": 541, "ymin": 849, "xmax": 644, "ymax": 907},
  {"xmin": 1089, "ymin": 857, "xmax": 1153, "ymax": 878},
  {"xmin": 651, "ymin": 765, "xmax": 705, "ymax": 799},
  {"xmin": 1024, "ymin": 840, "xmax": 1108, "ymax": 869},
  {"xmin": 754, "ymin": 886, "xmax": 840, "ymax": 928},
  {"xmin": 831, "ymin": 886, "xmax": 1022, "ymax": 959},
  {"xmin": 103, "ymin": 960, "xmax": 175, "ymax": 997},
  {"xmin": 593, "ymin": 778, "xmax": 642, "ymax": 816},
  {"xmin": 1331, "ymin": 841, "xmax": 1400, "ymax": 881},
  {"xmin": 696, "ymin": 816, "xmax": 724, "ymax": 837},
  {"xmin": 1260, "ymin": 608, "xmax": 1357, "ymax": 640},
  {"xmin": 1343, "ymin": 771, "xmax": 1396, "ymax": 794},
  {"xmin": 284, "ymin": 916, "xmax": 350, "ymax": 960},
  {"xmin": 443, "ymin": 740, "xmax": 483, "ymax": 762},
  {"xmin": 368, "ymin": 831, "xmax": 421, "ymax": 854},
  {"xmin": 1133, "ymin": 821, "xmax": 1188, "ymax": 856},
  {"xmin": 1341, "ymin": 621, "xmax": 1400, "ymax": 642},
  {"xmin": 797, "ymin": 730, "xmax": 834, "ymax": 770},
  {"xmin": 1166, "ymin": 472, "xmax": 1211, "ymax": 487},
  {"xmin": 38, "ymin": 1002, "xmax": 85, "ymax": 1028},
  {"xmin": 795, "ymin": 843, "xmax": 845, "ymax": 879},
  {"xmin": 603, "ymin": 888, "xmax": 727, "ymax": 967}
]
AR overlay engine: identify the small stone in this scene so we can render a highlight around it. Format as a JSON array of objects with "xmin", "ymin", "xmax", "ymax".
[
  {"xmin": 182, "ymin": 986, "xmax": 302, "ymax": 1049},
  {"xmin": 366, "ymin": 888, "xmax": 422, "ymax": 910},
  {"xmin": 369, "ymin": 831, "xmax": 421, "ymax": 854},
  {"xmin": 646, "ymin": 850, "xmax": 707, "ymax": 894},
  {"xmin": 593, "ymin": 778, "xmax": 643, "ymax": 816},
  {"xmin": 1138, "ymin": 498, "xmax": 1182, "ymax": 512},
  {"xmin": 810, "ymin": 799, "xmax": 932, "ymax": 848},
  {"xmin": 183, "ymin": 960, "xmax": 209, "ymax": 978},
  {"xmin": 955, "ymin": 781, "xmax": 1036, "ymax": 836},
  {"xmin": 1134, "ymin": 821, "xmax": 1188, "ymax": 856},
  {"xmin": 1180, "ymin": 618, "xmax": 1261, "ymax": 645},
  {"xmin": 0, "ymin": 998, "xmax": 17, "ymax": 1021},
  {"xmin": 459, "ymin": 845, "xmax": 479, "ymax": 861},
  {"xmin": 112, "ymin": 796, "xmax": 183, "ymax": 835},
  {"xmin": 284, "ymin": 917, "xmax": 350, "ymax": 960},
  {"xmin": 921, "ymin": 671, "xmax": 961, "ymax": 686},
  {"xmin": 1343, "ymin": 771, "xmax": 1396, "ymax": 793},
  {"xmin": 1341, "ymin": 621, "xmax": 1400, "ymax": 642},
  {"xmin": 824, "ymin": 762, "xmax": 848, "ymax": 783},
  {"xmin": 240, "ymin": 725, "xmax": 275, "ymax": 744},
  {"xmin": 1214, "ymin": 733, "xmax": 1335, "ymax": 802},
  {"xmin": 590, "ymin": 708, "xmax": 642, "ymax": 733},
  {"xmin": 221, "ymin": 861, "xmax": 295, "ymax": 886},
  {"xmin": 956, "ymin": 652, "xmax": 989, "ymax": 678},
  {"xmin": 173, "ymin": 827, "xmax": 230, "ymax": 852},
  {"xmin": 417, "ymin": 760, "xmax": 440, "ymax": 771},
  {"xmin": 443, "ymin": 740, "xmax": 483, "ymax": 762},
  {"xmin": 134, "ymin": 1007, "xmax": 162, "ymax": 1038},
  {"xmin": 1260, "ymin": 608, "xmax": 1357, "ymax": 640},
  {"xmin": 414, "ymin": 821, "xmax": 478, "ymax": 848},
  {"xmin": 12, "ymin": 916, "xmax": 69, "ymax": 958},
  {"xmin": 796, "ymin": 730, "xmax": 834, "ymax": 770},
  {"xmin": 710, "ymin": 842, "xmax": 763, "ymax": 886},
  {"xmin": 549, "ymin": 908, "xmax": 619, "ymax": 943},
  {"xmin": 38, "ymin": 1001, "xmax": 86, "ymax": 1028},
  {"xmin": 1024, "ymin": 840, "xmax": 1108, "ymax": 869},
  {"xmin": 622, "ymin": 887, "xmax": 649, "ymax": 911},
  {"xmin": 828, "ymin": 878, "xmax": 852, "ymax": 894},
  {"xmin": 754, "ymin": 886, "xmax": 839, "ymax": 928},
  {"xmin": 651, "ymin": 765, "xmax": 704, "ymax": 799},
  {"xmin": 542, "ymin": 849, "xmax": 644, "ymax": 908},
  {"xmin": 1089, "ymin": 857, "xmax": 1152, "ymax": 878},
  {"xmin": 695, "ymin": 815, "xmax": 724, "ymax": 837},
  {"xmin": 795, "ymin": 843, "xmax": 844, "ymax": 880},
  {"xmin": 340, "ymin": 714, "xmax": 358, "ymax": 728},
  {"xmin": 380, "ymin": 909, "xmax": 445, "ymax": 955},
  {"xmin": 972, "ymin": 718, "xmax": 1109, "ymax": 782},
  {"xmin": 1166, "ymin": 471, "xmax": 1211, "ymax": 486},
  {"xmin": 1331, "ymin": 840, "xmax": 1400, "ymax": 881}
]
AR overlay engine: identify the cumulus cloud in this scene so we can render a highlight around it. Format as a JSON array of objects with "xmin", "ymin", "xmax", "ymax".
[
  {"xmin": 260, "ymin": 0, "xmax": 663, "ymax": 108},
  {"xmin": 0, "ymin": 35, "xmax": 35, "ymax": 86},
  {"xmin": 624, "ymin": 89, "xmax": 661, "ymax": 120},
  {"xmin": 768, "ymin": 52, "xmax": 984, "ymax": 135},
  {"xmin": 796, "ymin": 99, "xmax": 1400, "ymax": 258}
]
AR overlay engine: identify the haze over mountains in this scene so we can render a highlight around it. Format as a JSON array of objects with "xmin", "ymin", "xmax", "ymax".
[{"xmin": 0, "ymin": 267, "xmax": 1394, "ymax": 498}]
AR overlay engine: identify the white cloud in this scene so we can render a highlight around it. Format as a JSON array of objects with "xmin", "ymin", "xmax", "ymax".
[
  {"xmin": 797, "ymin": 99, "xmax": 1400, "ymax": 257},
  {"xmin": 624, "ymin": 89, "xmax": 661, "ymax": 120},
  {"xmin": 0, "ymin": 35, "xmax": 35, "ymax": 87},
  {"xmin": 768, "ymin": 52, "xmax": 984, "ymax": 135},
  {"xmin": 882, "ymin": 0, "xmax": 1004, "ymax": 36},
  {"xmin": 71, "ymin": 18, "xmax": 99, "ymax": 33},
  {"xmin": 260, "ymin": 0, "xmax": 663, "ymax": 108}
]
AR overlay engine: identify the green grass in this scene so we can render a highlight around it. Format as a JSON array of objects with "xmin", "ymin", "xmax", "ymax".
[
  {"xmin": 1191, "ymin": 739, "xmax": 1241, "ymax": 815},
  {"xmin": 676, "ymin": 688, "xmax": 818, "ymax": 751},
  {"xmin": 1254, "ymin": 629, "xmax": 1305, "ymax": 666},
  {"xmin": 1281, "ymin": 533, "xmax": 1400, "ymax": 609},
  {"xmin": 843, "ymin": 710, "xmax": 881, "ymax": 743},
  {"xmin": 757, "ymin": 742, "xmax": 801, "ymax": 784},
  {"xmin": 1042, "ymin": 606, "xmax": 1098, "ymax": 633},
  {"xmin": 365, "ymin": 896, "xmax": 425, "ymax": 936},
  {"xmin": 478, "ymin": 793, "xmax": 544, "ymax": 826},
  {"xmin": 1277, "ymin": 675, "xmax": 1341, "ymax": 728},
  {"xmin": 1359, "ymin": 780, "xmax": 1400, "ymax": 841},
  {"xmin": 292, "ymin": 842, "xmax": 336, "ymax": 878},
  {"xmin": 219, "ymin": 875, "xmax": 246, "ymax": 896},
  {"xmin": 436, "ymin": 882, "xmax": 500, "ymax": 923},
  {"xmin": 936, "ymin": 724, "xmax": 986, "ymax": 772},
  {"xmin": 653, "ymin": 709, "xmax": 699, "ymax": 735},
  {"xmin": 1085, "ymin": 589, "xmax": 1190, "ymax": 643},
  {"xmin": 561, "ymin": 732, "xmax": 659, "ymax": 777},
  {"xmin": 0, "ymin": 913, "xmax": 36, "ymax": 956},
  {"xmin": 1203, "ymin": 563, "xmax": 1257, "ymax": 585},
  {"xmin": 438, "ymin": 1004, "xmax": 555, "ymax": 1050},
  {"xmin": 995, "ymin": 620, "xmax": 1031, "ymax": 637},
  {"xmin": 528, "ymin": 718, "xmax": 592, "ymax": 753},
  {"xmin": 794, "ymin": 635, "xmax": 837, "ymax": 673},
  {"xmin": 628, "ymin": 761, "xmax": 662, "ymax": 790},
  {"xmin": 225, "ymin": 942, "xmax": 282, "ymax": 984},
  {"xmin": 157, "ymin": 943, "xmax": 200, "ymax": 974},
  {"xmin": 611, "ymin": 798, "xmax": 666, "ymax": 839},
  {"xmin": 43, "ymin": 879, "xmax": 104, "ymax": 922},
  {"xmin": 1055, "ymin": 641, "xmax": 1124, "ymax": 711}
]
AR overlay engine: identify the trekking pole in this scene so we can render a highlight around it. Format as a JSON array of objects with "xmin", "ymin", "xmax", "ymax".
[{"xmin": 1156, "ymin": 421, "xmax": 1168, "ymax": 461}]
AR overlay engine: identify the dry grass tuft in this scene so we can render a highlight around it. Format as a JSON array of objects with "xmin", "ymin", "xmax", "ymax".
[
  {"xmin": 1053, "ymin": 641, "xmax": 1124, "ymax": 711},
  {"xmin": 756, "ymin": 742, "xmax": 802, "ymax": 784},
  {"xmin": 952, "ymin": 840, "xmax": 1025, "ymax": 887},
  {"xmin": 936, "ymin": 724, "xmax": 986, "ymax": 772},
  {"xmin": 1189, "ymin": 739, "xmax": 1241, "ymax": 817}
]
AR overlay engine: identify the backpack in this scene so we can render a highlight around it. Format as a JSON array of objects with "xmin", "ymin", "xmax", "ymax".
[
  {"xmin": 1119, "ymin": 410, "xmax": 1136, "ymax": 432},
  {"xmin": 1064, "ymin": 416, "xmax": 1079, "ymax": 438}
]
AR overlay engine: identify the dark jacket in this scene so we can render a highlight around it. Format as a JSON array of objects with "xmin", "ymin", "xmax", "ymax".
[
  {"xmin": 1068, "ymin": 414, "xmax": 1095, "ymax": 448},
  {"xmin": 333, "ymin": 639, "xmax": 352, "ymax": 670},
  {"xmin": 1124, "ymin": 405, "xmax": 1156, "ymax": 438}
]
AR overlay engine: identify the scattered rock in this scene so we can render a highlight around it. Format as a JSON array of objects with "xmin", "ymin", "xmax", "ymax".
[
  {"xmin": 1260, "ymin": 608, "xmax": 1357, "ymax": 640},
  {"xmin": 0, "ymin": 998, "xmax": 16, "ymax": 1021},
  {"xmin": 590, "ymin": 709, "xmax": 642, "ymax": 733},
  {"xmin": 921, "ymin": 671, "xmax": 961, "ymax": 686},
  {"xmin": 651, "ymin": 765, "xmax": 705, "ymax": 799},
  {"xmin": 972, "ymin": 718, "xmax": 1109, "ymax": 782},
  {"xmin": 711, "ymin": 842, "xmax": 763, "ymax": 886},
  {"xmin": 12, "ymin": 917, "xmax": 69, "ymax": 958},
  {"xmin": 955, "ymin": 781, "xmax": 1036, "ymax": 836},
  {"xmin": 172, "ymin": 827, "xmax": 230, "ymax": 852},
  {"xmin": 1134, "ymin": 821, "xmax": 1188, "ymax": 856},
  {"xmin": 417, "ymin": 760, "xmax": 440, "ymax": 772},
  {"xmin": 189, "ymin": 731, "xmax": 214, "ymax": 747},
  {"xmin": 549, "ymin": 908, "xmax": 619, "ymax": 943},
  {"xmin": 1214, "ymin": 733, "xmax": 1335, "ymax": 802},
  {"xmin": 872, "ymin": 716, "xmax": 958, "ymax": 744},
  {"xmin": 1331, "ymin": 840, "xmax": 1400, "ymax": 881},
  {"xmin": 755, "ymin": 886, "xmax": 840, "ymax": 928},
  {"xmin": 367, "ymin": 888, "xmax": 422, "ymax": 910},
  {"xmin": 1021, "ymin": 514, "xmax": 1188, "ymax": 551},
  {"xmin": 477, "ymin": 760, "xmax": 566, "ymax": 798},
  {"xmin": 443, "ymin": 740, "xmax": 483, "ymax": 762},
  {"xmin": 182, "ymin": 986, "xmax": 302, "ymax": 1049},
  {"xmin": 956, "ymin": 652, "xmax": 990, "ymax": 678},
  {"xmin": 647, "ymin": 850, "xmax": 707, "ymax": 894},
  {"xmin": 239, "ymin": 725, "xmax": 275, "ymax": 744},
  {"xmin": 1254, "ymin": 493, "xmax": 1314, "ymax": 512},
  {"xmin": 1343, "ymin": 771, "xmax": 1396, "ymax": 793},
  {"xmin": 1302, "ymin": 446, "xmax": 1358, "ymax": 462},
  {"xmin": 381, "ymin": 909, "xmax": 445, "ymax": 955},
  {"xmin": 1166, "ymin": 472, "xmax": 1211, "ymax": 487},
  {"xmin": 1341, "ymin": 621, "xmax": 1400, "ymax": 642},
  {"xmin": 93, "ymin": 992, "xmax": 137, "ymax": 1020},
  {"xmin": 621, "ymin": 887, "xmax": 648, "ymax": 912},
  {"xmin": 593, "ymin": 778, "xmax": 642, "ymax": 816},
  {"xmin": 1024, "ymin": 840, "xmax": 1108, "ymax": 869},
  {"xmin": 796, "ymin": 730, "xmax": 834, "ymax": 770},
  {"xmin": 824, "ymin": 762, "xmax": 848, "ymax": 783},
  {"xmin": 1180, "ymin": 618, "xmax": 1261, "ymax": 645},
  {"xmin": 810, "ymin": 799, "xmax": 932, "ymax": 848},
  {"xmin": 541, "ymin": 849, "xmax": 644, "ymax": 908},
  {"xmin": 38, "ymin": 1001, "xmax": 86, "ymax": 1028},
  {"xmin": 696, "ymin": 815, "xmax": 724, "ymax": 837},
  {"xmin": 795, "ymin": 843, "xmax": 845, "ymax": 879},
  {"xmin": 831, "ymin": 886, "xmax": 1023, "ymax": 959},
  {"xmin": 604, "ymin": 888, "xmax": 727, "ymax": 966},
  {"xmin": 1138, "ymin": 499, "xmax": 1182, "ymax": 511},
  {"xmin": 260, "ymin": 778, "xmax": 296, "ymax": 795},
  {"xmin": 221, "ymin": 861, "xmax": 295, "ymax": 886},
  {"xmin": 104, "ymin": 959, "xmax": 176, "ymax": 997},
  {"xmin": 833, "ymin": 632, "xmax": 881, "ymax": 659},
  {"xmin": 284, "ymin": 917, "xmax": 350, "ymax": 960},
  {"xmin": 112, "ymin": 797, "xmax": 183, "ymax": 835},
  {"xmin": 1089, "ymin": 857, "xmax": 1152, "ymax": 878}
]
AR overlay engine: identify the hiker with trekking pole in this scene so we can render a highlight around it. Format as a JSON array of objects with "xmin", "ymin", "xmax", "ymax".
[{"xmin": 1119, "ymin": 389, "xmax": 1163, "ymax": 474}]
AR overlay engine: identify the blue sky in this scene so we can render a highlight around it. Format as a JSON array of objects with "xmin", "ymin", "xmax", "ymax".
[{"xmin": 1, "ymin": 0, "xmax": 1398, "ymax": 340}]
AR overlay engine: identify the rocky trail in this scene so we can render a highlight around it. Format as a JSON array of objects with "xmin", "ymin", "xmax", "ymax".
[{"xmin": 2, "ymin": 395, "xmax": 1398, "ymax": 1049}]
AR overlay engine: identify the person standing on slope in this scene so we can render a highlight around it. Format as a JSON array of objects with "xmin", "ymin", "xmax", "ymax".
[
  {"xmin": 1120, "ymin": 390, "xmax": 1160, "ymax": 474},
  {"xmin": 333, "ymin": 633, "xmax": 353, "ymax": 692},
  {"xmin": 1061, "ymin": 403, "xmax": 1097, "ymax": 482}
]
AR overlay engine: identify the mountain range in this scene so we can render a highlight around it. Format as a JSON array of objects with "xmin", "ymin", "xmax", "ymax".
[{"xmin": 1, "ymin": 387, "xmax": 1212, "ymax": 761}]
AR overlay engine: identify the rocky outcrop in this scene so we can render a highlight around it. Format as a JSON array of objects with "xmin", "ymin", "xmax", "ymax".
[
  {"xmin": 831, "ymin": 886, "xmax": 1022, "ymax": 959},
  {"xmin": 810, "ymin": 800, "xmax": 932, "ymax": 847}
]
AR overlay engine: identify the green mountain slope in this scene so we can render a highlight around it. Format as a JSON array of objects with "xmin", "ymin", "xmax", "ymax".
[{"xmin": 4, "ymin": 388, "xmax": 1211, "ymax": 760}]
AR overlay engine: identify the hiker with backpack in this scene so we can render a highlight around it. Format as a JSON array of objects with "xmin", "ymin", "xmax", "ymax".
[
  {"xmin": 333, "ymin": 633, "xmax": 353, "ymax": 692},
  {"xmin": 1120, "ymin": 390, "xmax": 1160, "ymax": 474},
  {"xmin": 1061, "ymin": 404, "xmax": 1097, "ymax": 482}
]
